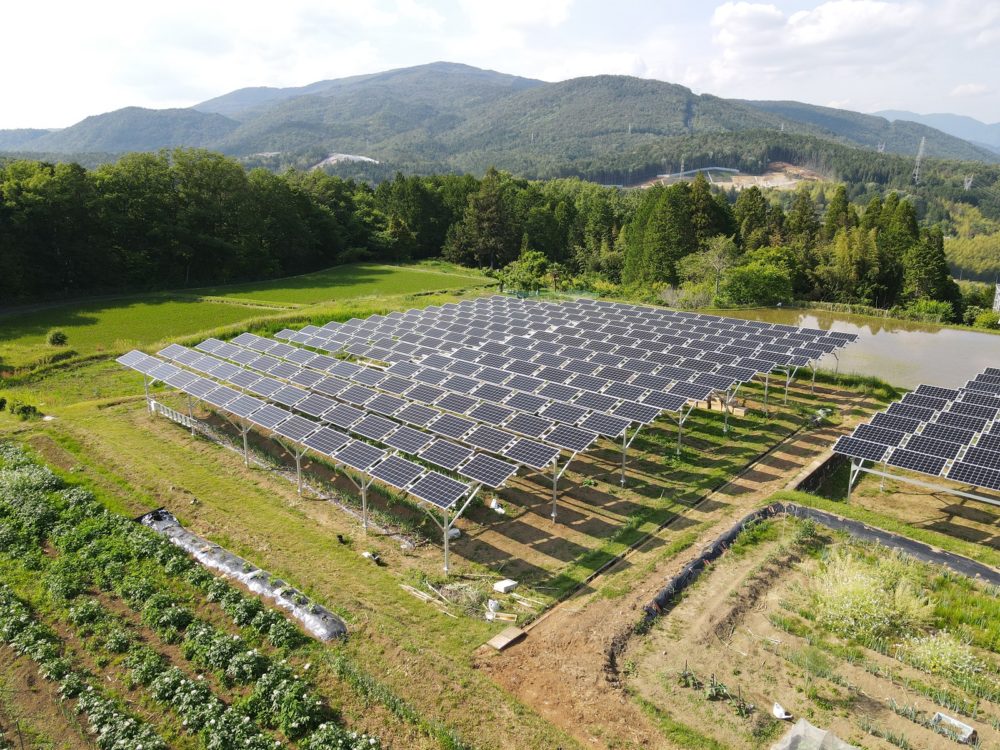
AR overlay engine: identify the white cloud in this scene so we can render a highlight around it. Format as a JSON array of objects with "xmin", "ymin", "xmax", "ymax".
[{"xmin": 950, "ymin": 83, "xmax": 989, "ymax": 97}]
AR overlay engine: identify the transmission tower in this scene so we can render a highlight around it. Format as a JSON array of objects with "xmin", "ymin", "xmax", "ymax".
[
  {"xmin": 964, "ymin": 175, "xmax": 975, "ymax": 190},
  {"xmin": 911, "ymin": 136, "xmax": 926, "ymax": 184}
]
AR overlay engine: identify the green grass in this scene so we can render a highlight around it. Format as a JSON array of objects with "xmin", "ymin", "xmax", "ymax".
[
  {"xmin": 634, "ymin": 696, "xmax": 728, "ymax": 750},
  {"xmin": 191, "ymin": 262, "xmax": 490, "ymax": 305},
  {"xmin": 0, "ymin": 298, "xmax": 267, "ymax": 370},
  {"xmin": 0, "ymin": 263, "xmax": 494, "ymax": 371},
  {"xmin": 771, "ymin": 490, "xmax": 1000, "ymax": 569}
]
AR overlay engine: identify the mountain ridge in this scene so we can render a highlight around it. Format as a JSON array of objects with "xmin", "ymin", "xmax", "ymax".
[{"xmin": 2, "ymin": 63, "xmax": 997, "ymax": 172}]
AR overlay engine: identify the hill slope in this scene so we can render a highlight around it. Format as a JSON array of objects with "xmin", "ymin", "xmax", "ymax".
[
  {"xmin": 3, "ymin": 63, "xmax": 997, "ymax": 172},
  {"xmin": 23, "ymin": 107, "xmax": 240, "ymax": 153},
  {"xmin": 741, "ymin": 100, "xmax": 997, "ymax": 162},
  {"xmin": 875, "ymin": 109, "xmax": 1000, "ymax": 153}
]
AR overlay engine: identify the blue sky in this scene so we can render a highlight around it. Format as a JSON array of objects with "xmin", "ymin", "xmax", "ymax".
[{"xmin": 4, "ymin": 0, "xmax": 998, "ymax": 128}]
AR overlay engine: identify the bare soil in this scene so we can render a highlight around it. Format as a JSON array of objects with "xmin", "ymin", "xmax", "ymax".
[{"xmin": 0, "ymin": 646, "xmax": 92, "ymax": 750}]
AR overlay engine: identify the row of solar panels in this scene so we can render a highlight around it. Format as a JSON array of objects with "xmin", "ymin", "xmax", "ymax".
[
  {"xmin": 188, "ymin": 336, "xmax": 601, "ymax": 457},
  {"xmin": 157, "ymin": 341, "xmax": 570, "ymax": 484},
  {"xmin": 833, "ymin": 367, "xmax": 1000, "ymax": 491},
  {"xmin": 371, "ymin": 294, "xmax": 856, "ymax": 351},
  {"xmin": 359, "ymin": 294, "xmax": 851, "ymax": 344},
  {"xmin": 304, "ymin": 297, "xmax": 854, "ymax": 400},
  {"xmin": 117, "ymin": 350, "xmax": 475, "ymax": 510},
  {"xmin": 276, "ymin": 326, "xmax": 687, "ymax": 422},
  {"xmin": 217, "ymin": 332, "xmax": 635, "ymax": 444},
  {"xmin": 324, "ymin": 300, "xmax": 848, "ymax": 371}
]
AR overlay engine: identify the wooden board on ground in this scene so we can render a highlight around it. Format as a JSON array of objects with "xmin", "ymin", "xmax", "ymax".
[{"xmin": 488, "ymin": 626, "xmax": 526, "ymax": 651}]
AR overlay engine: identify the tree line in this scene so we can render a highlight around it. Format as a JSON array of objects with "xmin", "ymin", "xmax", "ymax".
[{"xmin": 0, "ymin": 150, "xmax": 990, "ymax": 325}]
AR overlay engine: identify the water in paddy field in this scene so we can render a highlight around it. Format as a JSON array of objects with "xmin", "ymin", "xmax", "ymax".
[{"xmin": 709, "ymin": 307, "xmax": 1000, "ymax": 389}]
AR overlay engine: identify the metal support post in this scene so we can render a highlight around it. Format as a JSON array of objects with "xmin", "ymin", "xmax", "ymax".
[
  {"xmin": 186, "ymin": 395, "xmax": 196, "ymax": 436},
  {"xmin": 143, "ymin": 376, "xmax": 151, "ymax": 407},
  {"xmin": 833, "ymin": 352, "xmax": 840, "ymax": 379},
  {"xmin": 784, "ymin": 366, "xmax": 799, "ymax": 404},
  {"xmin": 846, "ymin": 458, "xmax": 863, "ymax": 502},
  {"xmin": 442, "ymin": 507, "xmax": 451, "ymax": 574},
  {"xmin": 621, "ymin": 430, "xmax": 628, "ymax": 486},
  {"xmin": 551, "ymin": 459, "xmax": 559, "ymax": 522},
  {"xmin": 810, "ymin": 363, "xmax": 817, "ymax": 393},
  {"xmin": 763, "ymin": 373, "xmax": 771, "ymax": 414},
  {"xmin": 241, "ymin": 426, "xmax": 250, "ymax": 467},
  {"xmin": 723, "ymin": 388, "xmax": 732, "ymax": 434}
]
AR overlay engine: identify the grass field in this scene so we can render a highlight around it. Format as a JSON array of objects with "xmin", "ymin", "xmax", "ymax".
[
  {"xmin": 0, "ymin": 262, "xmax": 493, "ymax": 370},
  {"xmin": 192, "ymin": 262, "xmax": 489, "ymax": 305}
]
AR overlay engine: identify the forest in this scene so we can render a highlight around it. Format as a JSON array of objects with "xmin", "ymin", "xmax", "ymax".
[{"xmin": 1, "ymin": 149, "xmax": 997, "ymax": 326}]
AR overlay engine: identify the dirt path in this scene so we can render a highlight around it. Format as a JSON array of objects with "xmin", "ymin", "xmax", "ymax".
[{"xmin": 478, "ymin": 388, "xmax": 874, "ymax": 748}]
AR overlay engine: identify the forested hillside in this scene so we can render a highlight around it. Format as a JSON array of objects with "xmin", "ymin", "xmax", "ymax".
[
  {"xmin": 3, "ymin": 63, "xmax": 996, "ymax": 178},
  {"xmin": 3, "ymin": 149, "xmax": 995, "ymax": 328}
]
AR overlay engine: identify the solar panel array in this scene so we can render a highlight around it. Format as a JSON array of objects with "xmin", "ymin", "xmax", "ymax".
[
  {"xmin": 275, "ymin": 296, "xmax": 855, "ymax": 429},
  {"xmin": 833, "ymin": 367, "xmax": 1000, "ymax": 492},
  {"xmin": 118, "ymin": 296, "xmax": 858, "ymax": 514},
  {"xmin": 117, "ymin": 349, "xmax": 472, "ymax": 510}
]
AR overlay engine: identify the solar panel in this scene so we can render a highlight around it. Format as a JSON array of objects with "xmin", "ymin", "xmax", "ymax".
[
  {"xmin": 539, "ymin": 402, "xmax": 587, "ymax": 424},
  {"xmin": 382, "ymin": 426, "xmax": 433, "ymax": 454},
  {"xmin": 201, "ymin": 384, "xmax": 241, "ymax": 408},
  {"xmin": 302, "ymin": 427, "xmax": 350, "ymax": 455},
  {"xmin": 338, "ymin": 385, "xmax": 378, "ymax": 406},
  {"xmin": 249, "ymin": 404, "xmax": 291, "ymax": 430},
  {"xmin": 949, "ymin": 401, "xmax": 998, "ymax": 420},
  {"xmin": 914, "ymin": 384, "xmax": 959, "ymax": 401},
  {"xmin": 274, "ymin": 415, "xmax": 318, "ymax": 443},
  {"xmin": 227, "ymin": 395, "xmax": 265, "ymax": 418},
  {"xmin": 947, "ymin": 461, "xmax": 1000, "ymax": 492},
  {"xmin": 270, "ymin": 385, "xmax": 309, "ymax": 407},
  {"xmin": 501, "ymin": 413, "xmax": 551, "ymax": 438},
  {"xmin": 506, "ymin": 374, "xmax": 543, "ymax": 392},
  {"xmin": 976, "ymin": 433, "xmax": 1000, "ymax": 453},
  {"xmin": 395, "ymin": 403, "xmax": 438, "ymax": 427},
  {"xmin": 387, "ymin": 361, "xmax": 422, "ymax": 378},
  {"xmin": 921, "ymin": 422, "xmax": 975, "ymax": 446},
  {"xmin": 463, "ymin": 425, "xmax": 513, "ymax": 453},
  {"xmin": 289, "ymin": 369, "xmax": 323, "ymax": 388},
  {"xmin": 961, "ymin": 446, "xmax": 1000, "ymax": 471},
  {"xmin": 669, "ymin": 382, "xmax": 713, "ymax": 401},
  {"xmin": 901, "ymin": 393, "xmax": 948, "ymax": 411},
  {"xmin": 603, "ymin": 382, "xmax": 647, "ymax": 402},
  {"xmin": 613, "ymin": 402, "xmax": 661, "ymax": 424},
  {"xmin": 324, "ymin": 403, "xmax": 365, "ymax": 429},
  {"xmin": 641, "ymin": 392, "xmax": 688, "ymax": 411},
  {"xmin": 370, "ymin": 455, "xmax": 424, "ymax": 490},
  {"xmin": 870, "ymin": 412, "xmax": 921, "ymax": 433},
  {"xmin": 578, "ymin": 413, "xmax": 630, "ymax": 438},
  {"xmin": 436, "ymin": 393, "xmax": 479, "ymax": 414},
  {"xmin": 887, "ymin": 448, "xmax": 947, "ymax": 476},
  {"xmin": 886, "ymin": 402, "xmax": 936, "ymax": 422},
  {"xmin": 366, "ymin": 393, "xmax": 407, "ymax": 416},
  {"xmin": 853, "ymin": 424, "xmax": 907, "ymax": 447},
  {"xmin": 936, "ymin": 411, "xmax": 989, "ymax": 433},
  {"xmin": 408, "ymin": 472, "xmax": 468, "ymax": 509},
  {"xmin": 574, "ymin": 391, "xmax": 619, "ymax": 412},
  {"xmin": 352, "ymin": 414, "xmax": 398, "ymax": 442},
  {"xmin": 430, "ymin": 414, "xmax": 476, "ymax": 439},
  {"xmin": 832, "ymin": 436, "xmax": 888, "ymax": 462},
  {"xmin": 184, "ymin": 377, "xmax": 218, "ymax": 398},
  {"xmin": 545, "ymin": 424, "xmax": 596, "ymax": 452},
  {"xmin": 505, "ymin": 392, "xmax": 548, "ymax": 413},
  {"xmin": 905, "ymin": 434, "xmax": 962, "ymax": 459},
  {"xmin": 419, "ymin": 440, "xmax": 474, "ymax": 470},
  {"xmin": 334, "ymin": 441, "xmax": 386, "ymax": 472},
  {"xmin": 505, "ymin": 439, "xmax": 559, "ymax": 469},
  {"xmin": 458, "ymin": 454, "xmax": 519, "ymax": 488},
  {"xmin": 467, "ymin": 402, "xmax": 515, "ymax": 424}
]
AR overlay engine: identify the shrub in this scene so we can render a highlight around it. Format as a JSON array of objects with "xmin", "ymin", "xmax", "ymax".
[
  {"xmin": 46, "ymin": 329, "xmax": 68, "ymax": 346},
  {"xmin": 973, "ymin": 309, "xmax": 1000, "ymax": 329},
  {"xmin": 899, "ymin": 631, "xmax": 984, "ymax": 679},
  {"xmin": 104, "ymin": 628, "xmax": 131, "ymax": 654},
  {"xmin": 304, "ymin": 724, "xmax": 383, "ymax": 750},
  {"xmin": 0, "ymin": 397, "xmax": 6, "ymax": 412},
  {"xmin": 811, "ymin": 549, "xmax": 931, "ymax": 641},
  {"xmin": 68, "ymin": 599, "xmax": 106, "ymax": 629}
]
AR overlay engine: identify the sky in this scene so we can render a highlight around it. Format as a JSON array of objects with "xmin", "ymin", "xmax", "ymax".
[{"xmin": 3, "ymin": 0, "xmax": 999, "ymax": 129}]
